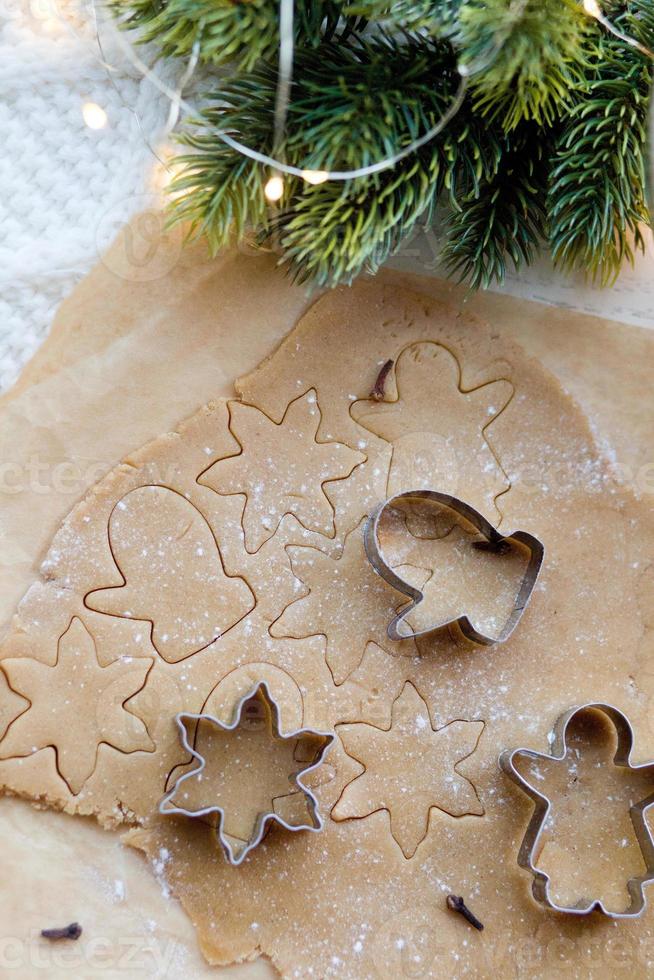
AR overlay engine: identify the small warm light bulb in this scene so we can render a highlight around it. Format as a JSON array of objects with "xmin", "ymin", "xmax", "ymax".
[
  {"xmin": 583, "ymin": 0, "xmax": 601, "ymax": 18},
  {"xmin": 82, "ymin": 102, "xmax": 108, "ymax": 130},
  {"xmin": 302, "ymin": 169, "xmax": 329, "ymax": 185},
  {"xmin": 264, "ymin": 174, "xmax": 285, "ymax": 201}
]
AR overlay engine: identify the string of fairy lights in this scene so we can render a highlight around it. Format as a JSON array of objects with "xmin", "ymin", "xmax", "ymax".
[
  {"xmin": 69, "ymin": 0, "xmax": 653, "ymax": 202},
  {"xmin": 583, "ymin": 0, "xmax": 654, "ymax": 58}
]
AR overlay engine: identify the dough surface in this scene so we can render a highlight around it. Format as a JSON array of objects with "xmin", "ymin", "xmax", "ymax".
[{"xmin": 1, "ymin": 280, "xmax": 654, "ymax": 978}]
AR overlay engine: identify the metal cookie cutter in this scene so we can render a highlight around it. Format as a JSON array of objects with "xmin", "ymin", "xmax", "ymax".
[
  {"xmin": 159, "ymin": 681, "xmax": 334, "ymax": 866},
  {"xmin": 363, "ymin": 489, "xmax": 544, "ymax": 645},
  {"xmin": 500, "ymin": 703, "xmax": 654, "ymax": 918}
]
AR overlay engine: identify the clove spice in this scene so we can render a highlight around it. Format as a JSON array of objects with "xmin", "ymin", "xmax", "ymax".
[
  {"xmin": 41, "ymin": 922, "xmax": 82, "ymax": 942},
  {"xmin": 446, "ymin": 894, "xmax": 484, "ymax": 931},
  {"xmin": 472, "ymin": 539, "xmax": 511, "ymax": 556},
  {"xmin": 371, "ymin": 359, "xmax": 394, "ymax": 400}
]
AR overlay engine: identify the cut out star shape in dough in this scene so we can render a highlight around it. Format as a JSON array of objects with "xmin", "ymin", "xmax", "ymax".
[
  {"xmin": 199, "ymin": 390, "xmax": 365, "ymax": 552},
  {"xmin": 161, "ymin": 683, "xmax": 333, "ymax": 865},
  {"xmin": 332, "ymin": 682, "xmax": 484, "ymax": 858},
  {"xmin": 0, "ymin": 618, "xmax": 153, "ymax": 794},
  {"xmin": 0, "ymin": 668, "xmax": 28, "ymax": 742},
  {"xmin": 271, "ymin": 518, "xmax": 419, "ymax": 684},
  {"xmin": 351, "ymin": 342, "xmax": 512, "ymax": 517}
]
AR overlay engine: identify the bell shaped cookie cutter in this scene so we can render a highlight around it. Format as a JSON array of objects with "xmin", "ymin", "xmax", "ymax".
[
  {"xmin": 500, "ymin": 703, "xmax": 654, "ymax": 918},
  {"xmin": 363, "ymin": 489, "xmax": 544, "ymax": 645},
  {"xmin": 159, "ymin": 681, "xmax": 334, "ymax": 866}
]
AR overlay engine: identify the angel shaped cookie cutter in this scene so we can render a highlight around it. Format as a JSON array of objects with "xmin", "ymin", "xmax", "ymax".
[
  {"xmin": 363, "ymin": 489, "xmax": 544, "ymax": 645},
  {"xmin": 500, "ymin": 703, "xmax": 654, "ymax": 918},
  {"xmin": 159, "ymin": 682, "xmax": 334, "ymax": 866}
]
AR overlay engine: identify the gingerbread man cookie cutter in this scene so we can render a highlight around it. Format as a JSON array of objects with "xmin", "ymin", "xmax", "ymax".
[
  {"xmin": 500, "ymin": 703, "xmax": 654, "ymax": 918},
  {"xmin": 363, "ymin": 489, "xmax": 544, "ymax": 645},
  {"xmin": 159, "ymin": 681, "xmax": 334, "ymax": 866}
]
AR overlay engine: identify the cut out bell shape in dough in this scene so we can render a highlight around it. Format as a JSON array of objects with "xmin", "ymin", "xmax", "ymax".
[{"xmin": 86, "ymin": 486, "xmax": 254, "ymax": 662}]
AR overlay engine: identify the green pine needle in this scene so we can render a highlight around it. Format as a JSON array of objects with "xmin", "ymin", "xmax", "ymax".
[
  {"xmin": 443, "ymin": 124, "xmax": 550, "ymax": 288},
  {"xmin": 456, "ymin": 0, "xmax": 594, "ymax": 130},
  {"xmin": 109, "ymin": 0, "xmax": 346, "ymax": 70},
  {"xmin": 167, "ymin": 67, "xmax": 281, "ymax": 248},
  {"xmin": 344, "ymin": 0, "xmax": 460, "ymax": 35},
  {"xmin": 272, "ymin": 109, "xmax": 504, "ymax": 286},
  {"xmin": 548, "ymin": 2, "xmax": 653, "ymax": 283},
  {"xmin": 270, "ymin": 157, "xmax": 442, "ymax": 286}
]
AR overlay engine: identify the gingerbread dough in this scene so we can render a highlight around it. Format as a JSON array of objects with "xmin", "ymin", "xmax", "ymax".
[{"xmin": 1, "ymin": 280, "xmax": 654, "ymax": 979}]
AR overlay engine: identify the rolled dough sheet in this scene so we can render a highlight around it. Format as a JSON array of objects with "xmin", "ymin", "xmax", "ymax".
[{"xmin": 1, "ymin": 222, "xmax": 653, "ymax": 978}]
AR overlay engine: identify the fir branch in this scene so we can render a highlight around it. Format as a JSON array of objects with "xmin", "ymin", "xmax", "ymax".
[
  {"xmin": 271, "ymin": 77, "xmax": 505, "ymax": 285},
  {"xmin": 272, "ymin": 112, "xmax": 505, "ymax": 286},
  {"xmin": 548, "ymin": 2, "xmax": 653, "ymax": 283},
  {"xmin": 115, "ymin": 0, "xmax": 654, "ymax": 288},
  {"xmin": 270, "ymin": 156, "xmax": 442, "ymax": 285},
  {"xmin": 168, "ymin": 68, "xmax": 282, "ymax": 248},
  {"xmin": 344, "ymin": 0, "xmax": 461, "ymax": 35},
  {"xmin": 109, "ymin": 0, "xmax": 346, "ymax": 70},
  {"xmin": 283, "ymin": 34, "xmax": 462, "ymax": 171},
  {"xmin": 168, "ymin": 36, "xmax": 448, "ymax": 250},
  {"xmin": 168, "ymin": 33, "xmax": 508, "ymax": 284},
  {"xmin": 272, "ymin": 110, "xmax": 503, "ymax": 287},
  {"xmin": 456, "ymin": 0, "xmax": 593, "ymax": 129},
  {"xmin": 442, "ymin": 125, "xmax": 550, "ymax": 288}
]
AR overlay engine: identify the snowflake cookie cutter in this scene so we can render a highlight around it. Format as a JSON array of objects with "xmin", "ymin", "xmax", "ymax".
[
  {"xmin": 363, "ymin": 489, "xmax": 544, "ymax": 645},
  {"xmin": 159, "ymin": 681, "xmax": 334, "ymax": 866},
  {"xmin": 500, "ymin": 703, "xmax": 654, "ymax": 919}
]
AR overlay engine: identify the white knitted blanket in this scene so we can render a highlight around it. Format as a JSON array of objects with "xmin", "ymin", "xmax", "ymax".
[{"xmin": 0, "ymin": 0, "xmax": 177, "ymax": 391}]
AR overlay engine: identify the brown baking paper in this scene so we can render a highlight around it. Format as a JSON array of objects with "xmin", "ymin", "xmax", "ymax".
[{"xmin": 1, "ymin": 219, "xmax": 653, "ymax": 979}]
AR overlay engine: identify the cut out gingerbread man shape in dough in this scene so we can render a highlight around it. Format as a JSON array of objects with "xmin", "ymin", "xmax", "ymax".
[
  {"xmin": 351, "ymin": 342, "xmax": 512, "ymax": 518},
  {"xmin": 86, "ymin": 486, "xmax": 254, "ymax": 663},
  {"xmin": 508, "ymin": 710, "xmax": 654, "ymax": 914},
  {"xmin": 199, "ymin": 390, "xmax": 365, "ymax": 553},
  {"xmin": 333, "ymin": 682, "xmax": 484, "ymax": 858},
  {"xmin": 0, "ymin": 617, "xmax": 153, "ymax": 794}
]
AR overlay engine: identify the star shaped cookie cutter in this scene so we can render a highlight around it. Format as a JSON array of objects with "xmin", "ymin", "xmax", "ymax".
[
  {"xmin": 159, "ymin": 682, "xmax": 334, "ymax": 866},
  {"xmin": 363, "ymin": 489, "xmax": 544, "ymax": 645},
  {"xmin": 500, "ymin": 703, "xmax": 654, "ymax": 918}
]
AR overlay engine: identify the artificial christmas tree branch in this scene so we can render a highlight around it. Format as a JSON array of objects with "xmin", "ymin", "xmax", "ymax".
[
  {"xmin": 111, "ymin": 0, "xmax": 654, "ymax": 288},
  {"xmin": 549, "ymin": 1, "xmax": 653, "ymax": 282},
  {"xmin": 454, "ymin": 0, "xmax": 593, "ymax": 129},
  {"xmin": 443, "ymin": 123, "xmax": 551, "ymax": 288}
]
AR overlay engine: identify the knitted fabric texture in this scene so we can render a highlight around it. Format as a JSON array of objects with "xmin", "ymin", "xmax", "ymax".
[{"xmin": 0, "ymin": 0, "xmax": 175, "ymax": 392}]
